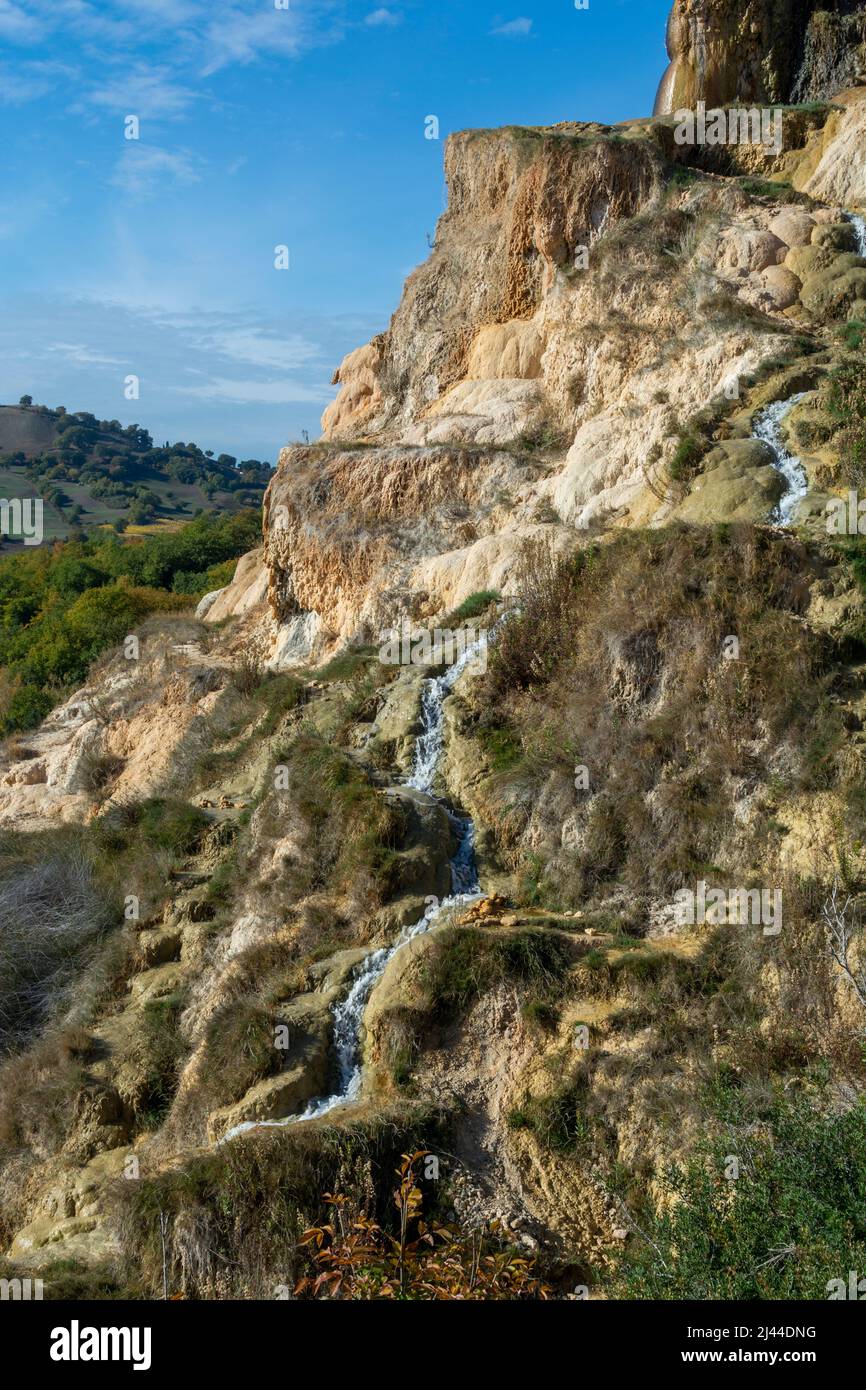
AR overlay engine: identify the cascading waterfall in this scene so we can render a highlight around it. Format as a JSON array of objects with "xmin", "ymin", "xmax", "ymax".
[
  {"xmin": 747, "ymin": 210, "xmax": 866, "ymax": 529},
  {"xmin": 751, "ymin": 392, "xmax": 808, "ymax": 526},
  {"xmin": 221, "ymin": 639, "xmax": 486, "ymax": 1142},
  {"xmin": 845, "ymin": 210, "xmax": 866, "ymax": 257}
]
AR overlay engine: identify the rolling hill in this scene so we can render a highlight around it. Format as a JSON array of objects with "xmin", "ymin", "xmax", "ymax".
[{"xmin": 0, "ymin": 400, "xmax": 273, "ymax": 545}]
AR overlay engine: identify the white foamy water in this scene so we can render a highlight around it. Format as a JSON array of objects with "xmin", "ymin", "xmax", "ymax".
[
  {"xmin": 751, "ymin": 393, "xmax": 808, "ymax": 526},
  {"xmin": 406, "ymin": 638, "xmax": 487, "ymax": 794},
  {"xmin": 846, "ymin": 211, "xmax": 866, "ymax": 258},
  {"xmin": 221, "ymin": 638, "xmax": 486, "ymax": 1143}
]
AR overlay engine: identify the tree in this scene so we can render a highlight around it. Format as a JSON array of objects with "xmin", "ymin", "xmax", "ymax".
[
  {"xmin": 50, "ymin": 556, "xmax": 104, "ymax": 599},
  {"xmin": 18, "ymin": 395, "xmax": 32, "ymax": 408},
  {"xmin": 127, "ymin": 500, "xmax": 153, "ymax": 525}
]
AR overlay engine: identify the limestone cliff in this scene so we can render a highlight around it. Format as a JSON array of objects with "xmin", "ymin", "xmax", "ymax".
[
  {"xmin": 654, "ymin": 0, "xmax": 866, "ymax": 114},
  {"xmin": 4, "ymin": 3, "xmax": 866, "ymax": 1303},
  {"xmin": 248, "ymin": 91, "xmax": 866, "ymax": 664}
]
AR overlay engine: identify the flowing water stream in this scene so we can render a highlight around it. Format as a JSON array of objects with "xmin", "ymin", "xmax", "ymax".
[
  {"xmin": 751, "ymin": 392, "xmax": 808, "ymax": 526},
  {"xmin": 222, "ymin": 639, "xmax": 486, "ymax": 1142},
  {"xmin": 224, "ymin": 209, "xmax": 866, "ymax": 1140},
  {"xmin": 747, "ymin": 210, "xmax": 866, "ymax": 527},
  {"xmin": 846, "ymin": 211, "xmax": 866, "ymax": 257}
]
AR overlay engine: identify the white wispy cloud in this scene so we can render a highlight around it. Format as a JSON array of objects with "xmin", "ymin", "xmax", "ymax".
[
  {"xmin": 196, "ymin": 1, "xmax": 345, "ymax": 77},
  {"xmin": 0, "ymin": 58, "xmax": 79, "ymax": 106},
  {"xmin": 83, "ymin": 64, "xmax": 197, "ymax": 119},
  {"xmin": 47, "ymin": 341, "xmax": 128, "ymax": 367},
  {"xmin": 195, "ymin": 329, "xmax": 324, "ymax": 372},
  {"xmin": 0, "ymin": 0, "xmax": 42, "ymax": 43},
  {"xmin": 0, "ymin": 1, "xmax": 348, "ymax": 103},
  {"xmin": 364, "ymin": 8, "xmax": 402, "ymax": 27},
  {"xmin": 174, "ymin": 376, "xmax": 332, "ymax": 405},
  {"xmin": 0, "ymin": 186, "xmax": 66, "ymax": 240},
  {"xmin": 52, "ymin": 0, "xmax": 138, "ymax": 47},
  {"xmin": 111, "ymin": 145, "xmax": 201, "ymax": 198},
  {"xmin": 128, "ymin": 0, "xmax": 201, "ymax": 22},
  {"xmin": 491, "ymin": 17, "xmax": 533, "ymax": 38}
]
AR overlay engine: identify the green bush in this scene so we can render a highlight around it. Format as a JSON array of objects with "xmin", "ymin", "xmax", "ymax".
[
  {"xmin": 0, "ymin": 511, "xmax": 259, "ymax": 734},
  {"xmin": 480, "ymin": 527, "xmax": 847, "ymax": 902},
  {"xmin": 738, "ymin": 177, "xmax": 799, "ymax": 201},
  {"xmin": 97, "ymin": 798, "xmax": 209, "ymax": 859},
  {"xmin": 420, "ymin": 928, "xmax": 570, "ymax": 1020},
  {"xmin": 478, "ymin": 724, "xmax": 523, "ymax": 773},
  {"xmin": 837, "ymin": 319, "xmax": 865, "ymax": 352},
  {"xmin": 135, "ymin": 994, "xmax": 187, "ymax": 1130},
  {"xmin": 668, "ymin": 432, "xmax": 706, "ymax": 482},
  {"xmin": 614, "ymin": 1093, "xmax": 866, "ymax": 1299},
  {"xmin": 192, "ymin": 998, "xmax": 283, "ymax": 1112},
  {"xmin": 823, "ymin": 356, "xmax": 866, "ymax": 485},
  {"xmin": 114, "ymin": 1106, "xmax": 453, "ymax": 1298},
  {"xmin": 508, "ymin": 1078, "xmax": 591, "ymax": 1153},
  {"xmin": 667, "ymin": 165, "xmax": 700, "ymax": 187},
  {"xmin": 448, "ymin": 590, "xmax": 501, "ymax": 623}
]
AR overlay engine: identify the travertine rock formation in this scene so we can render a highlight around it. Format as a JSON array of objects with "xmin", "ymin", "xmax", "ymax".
[
  {"xmin": 4, "ymin": 5, "xmax": 866, "ymax": 1299},
  {"xmin": 654, "ymin": 0, "xmax": 866, "ymax": 114},
  {"xmin": 242, "ymin": 93, "xmax": 866, "ymax": 664}
]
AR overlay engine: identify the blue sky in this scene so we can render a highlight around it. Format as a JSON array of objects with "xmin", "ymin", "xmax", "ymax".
[{"xmin": 0, "ymin": 0, "xmax": 670, "ymax": 462}]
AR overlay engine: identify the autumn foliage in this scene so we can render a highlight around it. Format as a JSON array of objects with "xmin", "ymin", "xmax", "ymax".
[{"xmin": 295, "ymin": 1152, "xmax": 550, "ymax": 1301}]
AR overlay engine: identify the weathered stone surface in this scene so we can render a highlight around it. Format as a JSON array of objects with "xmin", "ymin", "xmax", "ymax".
[
  {"xmin": 811, "ymin": 221, "xmax": 857, "ymax": 252},
  {"xmin": 717, "ymin": 227, "xmax": 786, "ymax": 274},
  {"xmin": 203, "ymin": 547, "xmax": 268, "ymax": 624},
  {"xmin": 380, "ymin": 787, "xmax": 457, "ymax": 899},
  {"xmin": 207, "ymin": 1062, "xmax": 326, "ymax": 1142},
  {"xmin": 768, "ymin": 209, "xmax": 816, "ymax": 248},
  {"xmin": 760, "ymin": 263, "xmax": 802, "ymax": 310},
  {"xmin": 802, "ymin": 94, "xmax": 866, "ymax": 207},
  {"xmin": 654, "ymin": 1, "xmax": 866, "ymax": 114},
  {"xmin": 668, "ymin": 438, "xmax": 786, "ymax": 524},
  {"xmin": 800, "ymin": 256, "xmax": 866, "ymax": 319},
  {"xmin": 134, "ymin": 927, "xmax": 183, "ymax": 969},
  {"xmin": 0, "ymin": 631, "xmax": 228, "ymax": 829},
  {"xmin": 785, "ymin": 243, "xmax": 837, "ymax": 280}
]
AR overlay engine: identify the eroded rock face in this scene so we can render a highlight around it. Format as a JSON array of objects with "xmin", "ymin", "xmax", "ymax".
[
  {"xmin": 6, "ymin": 13, "xmax": 866, "ymax": 1284},
  {"xmin": 263, "ymin": 440, "xmax": 551, "ymax": 643},
  {"xmin": 0, "ymin": 630, "xmax": 228, "ymax": 830},
  {"xmin": 323, "ymin": 127, "xmax": 665, "ymax": 444},
  {"xmin": 250, "ymin": 90, "xmax": 866, "ymax": 662},
  {"xmin": 654, "ymin": 0, "xmax": 866, "ymax": 115},
  {"xmin": 261, "ymin": 120, "xmax": 852, "ymax": 656},
  {"xmin": 801, "ymin": 93, "xmax": 866, "ymax": 207}
]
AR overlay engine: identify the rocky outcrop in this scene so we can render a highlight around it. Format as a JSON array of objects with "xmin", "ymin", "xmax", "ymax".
[
  {"xmin": 324, "ymin": 128, "xmax": 665, "ymax": 444},
  {"xmin": 257, "ymin": 111, "xmax": 866, "ymax": 657},
  {"xmin": 197, "ymin": 546, "xmax": 268, "ymax": 624},
  {"xmin": 654, "ymin": 0, "xmax": 866, "ymax": 114},
  {"xmin": 798, "ymin": 91, "xmax": 866, "ymax": 206},
  {"xmin": 5, "ymin": 1, "xmax": 866, "ymax": 1297},
  {"xmin": 263, "ymin": 440, "xmax": 561, "ymax": 646},
  {"xmin": 0, "ymin": 624, "xmax": 228, "ymax": 830}
]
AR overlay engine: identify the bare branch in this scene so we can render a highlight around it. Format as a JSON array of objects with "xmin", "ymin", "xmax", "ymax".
[{"xmin": 821, "ymin": 882, "xmax": 866, "ymax": 1016}]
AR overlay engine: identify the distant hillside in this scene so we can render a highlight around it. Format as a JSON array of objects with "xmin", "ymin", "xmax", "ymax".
[
  {"xmin": 0, "ymin": 405, "xmax": 57, "ymax": 456},
  {"xmin": 0, "ymin": 398, "xmax": 273, "ymax": 544}
]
